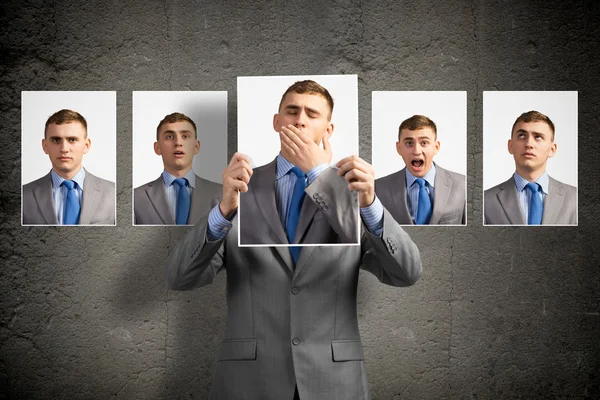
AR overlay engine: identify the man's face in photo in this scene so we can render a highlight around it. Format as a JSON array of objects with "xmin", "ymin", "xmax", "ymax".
[
  {"xmin": 508, "ymin": 121, "xmax": 557, "ymax": 174},
  {"xmin": 42, "ymin": 122, "xmax": 91, "ymax": 178},
  {"xmin": 273, "ymin": 92, "xmax": 334, "ymax": 145},
  {"xmin": 396, "ymin": 127, "xmax": 440, "ymax": 177},
  {"xmin": 154, "ymin": 121, "xmax": 200, "ymax": 173}
]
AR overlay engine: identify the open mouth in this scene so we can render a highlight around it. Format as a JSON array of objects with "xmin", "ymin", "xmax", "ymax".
[
  {"xmin": 411, "ymin": 159, "xmax": 424, "ymax": 168},
  {"xmin": 174, "ymin": 151, "xmax": 185, "ymax": 158}
]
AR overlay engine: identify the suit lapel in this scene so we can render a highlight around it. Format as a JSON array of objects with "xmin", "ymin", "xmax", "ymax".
[
  {"xmin": 189, "ymin": 174, "xmax": 209, "ymax": 223},
  {"xmin": 497, "ymin": 178, "xmax": 525, "ymax": 224},
  {"xmin": 249, "ymin": 159, "xmax": 288, "ymax": 244},
  {"xmin": 392, "ymin": 169, "xmax": 413, "ymax": 225},
  {"xmin": 80, "ymin": 171, "xmax": 102, "ymax": 224},
  {"xmin": 429, "ymin": 166, "xmax": 451, "ymax": 224},
  {"xmin": 542, "ymin": 176, "xmax": 564, "ymax": 224},
  {"xmin": 294, "ymin": 244, "xmax": 316, "ymax": 277},
  {"xmin": 32, "ymin": 173, "xmax": 58, "ymax": 224},
  {"xmin": 293, "ymin": 193, "xmax": 319, "ymax": 244},
  {"xmin": 146, "ymin": 176, "xmax": 174, "ymax": 224}
]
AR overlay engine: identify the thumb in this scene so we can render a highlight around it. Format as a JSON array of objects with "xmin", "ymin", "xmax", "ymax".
[{"xmin": 322, "ymin": 133, "xmax": 332, "ymax": 155}]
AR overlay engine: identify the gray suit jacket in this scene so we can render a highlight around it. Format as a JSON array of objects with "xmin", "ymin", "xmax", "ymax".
[
  {"xmin": 375, "ymin": 165, "xmax": 466, "ymax": 225},
  {"xmin": 166, "ymin": 166, "xmax": 422, "ymax": 400},
  {"xmin": 22, "ymin": 170, "xmax": 115, "ymax": 225},
  {"xmin": 484, "ymin": 175, "xmax": 577, "ymax": 225},
  {"xmin": 239, "ymin": 159, "xmax": 359, "ymax": 245},
  {"xmin": 134, "ymin": 174, "xmax": 222, "ymax": 225}
]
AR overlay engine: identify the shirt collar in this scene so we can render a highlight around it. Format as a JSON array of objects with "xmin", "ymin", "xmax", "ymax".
[
  {"xmin": 51, "ymin": 167, "xmax": 86, "ymax": 190},
  {"xmin": 405, "ymin": 163, "xmax": 436, "ymax": 188},
  {"xmin": 513, "ymin": 171, "xmax": 549, "ymax": 195},
  {"xmin": 276, "ymin": 153, "xmax": 296, "ymax": 180},
  {"xmin": 162, "ymin": 169, "xmax": 196, "ymax": 189}
]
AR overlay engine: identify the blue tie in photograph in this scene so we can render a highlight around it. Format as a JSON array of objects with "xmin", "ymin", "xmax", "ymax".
[
  {"xmin": 415, "ymin": 178, "xmax": 432, "ymax": 225},
  {"xmin": 62, "ymin": 180, "xmax": 80, "ymax": 225},
  {"xmin": 286, "ymin": 167, "xmax": 306, "ymax": 264},
  {"xmin": 527, "ymin": 182, "xmax": 543, "ymax": 225},
  {"xmin": 173, "ymin": 178, "xmax": 191, "ymax": 225}
]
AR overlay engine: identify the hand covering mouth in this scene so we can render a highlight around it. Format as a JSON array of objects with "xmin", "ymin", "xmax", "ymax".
[{"xmin": 411, "ymin": 159, "xmax": 424, "ymax": 167}]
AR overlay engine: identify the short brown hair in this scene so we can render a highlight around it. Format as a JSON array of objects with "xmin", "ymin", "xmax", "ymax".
[
  {"xmin": 511, "ymin": 110, "xmax": 555, "ymax": 140},
  {"xmin": 398, "ymin": 115, "xmax": 437, "ymax": 139},
  {"xmin": 156, "ymin": 112, "xmax": 197, "ymax": 141},
  {"xmin": 44, "ymin": 109, "xmax": 87, "ymax": 138},
  {"xmin": 278, "ymin": 80, "xmax": 334, "ymax": 120}
]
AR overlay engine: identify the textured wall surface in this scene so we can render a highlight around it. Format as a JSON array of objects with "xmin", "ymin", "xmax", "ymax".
[{"xmin": 1, "ymin": 0, "xmax": 599, "ymax": 399}]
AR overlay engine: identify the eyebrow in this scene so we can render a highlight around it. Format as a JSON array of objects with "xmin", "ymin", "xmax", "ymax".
[
  {"xmin": 516, "ymin": 129, "xmax": 546, "ymax": 136},
  {"xmin": 48, "ymin": 136, "xmax": 79, "ymax": 140},
  {"xmin": 403, "ymin": 136, "xmax": 432, "ymax": 141},
  {"xmin": 284, "ymin": 104, "xmax": 321, "ymax": 116},
  {"xmin": 163, "ymin": 129, "xmax": 193, "ymax": 135}
]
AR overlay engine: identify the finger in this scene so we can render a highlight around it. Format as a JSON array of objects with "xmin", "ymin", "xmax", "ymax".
[
  {"xmin": 224, "ymin": 176, "xmax": 249, "ymax": 192},
  {"xmin": 284, "ymin": 125, "xmax": 311, "ymax": 144},
  {"xmin": 229, "ymin": 152, "xmax": 250, "ymax": 167},
  {"xmin": 280, "ymin": 126, "xmax": 306, "ymax": 148},
  {"xmin": 227, "ymin": 159, "xmax": 253, "ymax": 177},
  {"xmin": 335, "ymin": 154, "xmax": 360, "ymax": 169},
  {"xmin": 322, "ymin": 132, "xmax": 331, "ymax": 153},
  {"xmin": 343, "ymin": 168, "xmax": 372, "ymax": 184},
  {"xmin": 280, "ymin": 132, "xmax": 298, "ymax": 156},
  {"xmin": 279, "ymin": 130, "xmax": 302, "ymax": 154},
  {"xmin": 348, "ymin": 181, "xmax": 373, "ymax": 192}
]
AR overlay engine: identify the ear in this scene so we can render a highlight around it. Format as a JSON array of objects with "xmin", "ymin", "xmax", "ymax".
[
  {"xmin": 548, "ymin": 142, "xmax": 557, "ymax": 158},
  {"xmin": 434, "ymin": 139, "xmax": 440, "ymax": 156},
  {"xmin": 154, "ymin": 141, "xmax": 161, "ymax": 156},
  {"xmin": 272, "ymin": 113, "xmax": 280, "ymax": 133},
  {"xmin": 396, "ymin": 141, "xmax": 401, "ymax": 156},
  {"xmin": 42, "ymin": 138, "xmax": 49, "ymax": 155},
  {"xmin": 507, "ymin": 139, "xmax": 514, "ymax": 155},
  {"xmin": 325, "ymin": 122, "xmax": 334, "ymax": 140},
  {"xmin": 83, "ymin": 138, "xmax": 91, "ymax": 154},
  {"xmin": 194, "ymin": 139, "xmax": 200, "ymax": 155}
]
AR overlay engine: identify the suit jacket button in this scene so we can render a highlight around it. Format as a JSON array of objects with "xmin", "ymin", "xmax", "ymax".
[
  {"xmin": 291, "ymin": 287, "xmax": 300, "ymax": 295},
  {"xmin": 313, "ymin": 193, "xmax": 320, "ymax": 199},
  {"xmin": 292, "ymin": 337, "xmax": 300, "ymax": 346}
]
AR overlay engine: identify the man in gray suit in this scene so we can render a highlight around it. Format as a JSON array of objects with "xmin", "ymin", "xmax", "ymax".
[
  {"xmin": 22, "ymin": 109, "xmax": 115, "ymax": 225},
  {"xmin": 134, "ymin": 112, "xmax": 222, "ymax": 225},
  {"xmin": 484, "ymin": 110, "xmax": 577, "ymax": 225},
  {"xmin": 375, "ymin": 115, "xmax": 466, "ymax": 225},
  {"xmin": 167, "ymin": 80, "xmax": 422, "ymax": 399}
]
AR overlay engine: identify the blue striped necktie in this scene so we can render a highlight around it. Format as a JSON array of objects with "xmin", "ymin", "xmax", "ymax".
[
  {"xmin": 286, "ymin": 167, "xmax": 306, "ymax": 264},
  {"xmin": 173, "ymin": 178, "xmax": 191, "ymax": 225},
  {"xmin": 62, "ymin": 180, "xmax": 80, "ymax": 225},
  {"xmin": 415, "ymin": 178, "xmax": 432, "ymax": 225},
  {"xmin": 526, "ymin": 182, "xmax": 543, "ymax": 225}
]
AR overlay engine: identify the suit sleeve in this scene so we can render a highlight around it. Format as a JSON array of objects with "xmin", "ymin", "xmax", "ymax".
[
  {"xmin": 165, "ymin": 214, "xmax": 227, "ymax": 290},
  {"xmin": 360, "ymin": 207, "xmax": 422, "ymax": 287},
  {"xmin": 304, "ymin": 167, "xmax": 359, "ymax": 243}
]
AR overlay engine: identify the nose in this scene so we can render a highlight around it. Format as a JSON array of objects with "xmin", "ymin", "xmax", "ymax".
[
  {"xmin": 174, "ymin": 134, "xmax": 183, "ymax": 146},
  {"xmin": 525, "ymin": 135, "xmax": 535, "ymax": 148},
  {"xmin": 60, "ymin": 140, "xmax": 69, "ymax": 152},
  {"xmin": 412, "ymin": 143, "xmax": 422, "ymax": 154},
  {"xmin": 293, "ymin": 111, "xmax": 307, "ymax": 129}
]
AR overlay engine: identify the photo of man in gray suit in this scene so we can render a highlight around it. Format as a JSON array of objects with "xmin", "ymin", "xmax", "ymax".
[
  {"xmin": 375, "ymin": 115, "xmax": 466, "ymax": 225},
  {"xmin": 167, "ymin": 80, "xmax": 422, "ymax": 400},
  {"xmin": 484, "ymin": 110, "xmax": 577, "ymax": 225},
  {"xmin": 134, "ymin": 112, "xmax": 222, "ymax": 225},
  {"xmin": 22, "ymin": 109, "xmax": 115, "ymax": 225}
]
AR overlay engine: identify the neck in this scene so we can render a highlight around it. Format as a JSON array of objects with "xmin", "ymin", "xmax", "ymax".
[
  {"xmin": 54, "ymin": 166, "xmax": 82, "ymax": 181},
  {"xmin": 515, "ymin": 166, "xmax": 545, "ymax": 182},
  {"xmin": 165, "ymin": 166, "xmax": 193, "ymax": 178}
]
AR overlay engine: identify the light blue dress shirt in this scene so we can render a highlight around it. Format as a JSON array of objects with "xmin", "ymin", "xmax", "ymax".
[
  {"xmin": 162, "ymin": 169, "xmax": 196, "ymax": 221},
  {"xmin": 513, "ymin": 172, "xmax": 548, "ymax": 223},
  {"xmin": 207, "ymin": 154, "xmax": 384, "ymax": 241},
  {"xmin": 51, "ymin": 168, "xmax": 85, "ymax": 225},
  {"xmin": 405, "ymin": 164, "xmax": 436, "ymax": 223}
]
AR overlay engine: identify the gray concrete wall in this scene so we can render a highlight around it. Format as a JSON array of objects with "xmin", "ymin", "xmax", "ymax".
[{"xmin": 1, "ymin": 0, "xmax": 599, "ymax": 398}]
